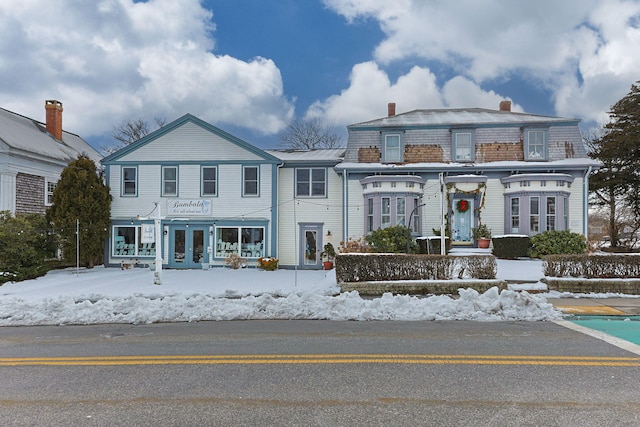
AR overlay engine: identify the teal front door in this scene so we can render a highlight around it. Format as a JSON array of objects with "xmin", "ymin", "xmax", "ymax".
[
  {"xmin": 170, "ymin": 226, "xmax": 208, "ymax": 268},
  {"xmin": 452, "ymin": 198, "xmax": 474, "ymax": 244}
]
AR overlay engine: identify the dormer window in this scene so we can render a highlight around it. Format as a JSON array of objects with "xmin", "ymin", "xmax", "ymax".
[
  {"xmin": 382, "ymin": 132, "xmax": 403, "ymax": 163},
  {"xmin": 525, "ymin": 129, "xmax": 548, "ymax": 161},
  {"xmin": 452, "ymin": 130, "xmax": 474, "ymax": 162}
]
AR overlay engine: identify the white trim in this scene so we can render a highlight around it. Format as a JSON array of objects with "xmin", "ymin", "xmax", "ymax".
[{"xmin": 555, "ymin": 320, "xmax": 640, "ymax": 356}]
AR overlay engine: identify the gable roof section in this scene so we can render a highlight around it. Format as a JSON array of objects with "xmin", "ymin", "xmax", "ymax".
[
  {"xmin": 348, "ymin": 108, "xmax": 579, "ymax": 130},
  {"xmin": 0, "ymin": 106, "xmax": 100, "ymax": 165},
  {"xmin": 102, "ymin": 114, "xmax": 281, "ymax": 165}
]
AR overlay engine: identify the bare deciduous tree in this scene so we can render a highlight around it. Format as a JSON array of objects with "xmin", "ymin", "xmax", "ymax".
[
  {"xmin": 278, "ymin": 118, "xmax": 344, "ymax": 150},
  {"xmin": 103, "ymin": 117, "xmax": 166, "ymax": 155}
]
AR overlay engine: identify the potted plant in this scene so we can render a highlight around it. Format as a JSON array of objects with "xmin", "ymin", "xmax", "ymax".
[
  {"xmin": 472, "ymin": 223, "xmax": 492, "ymax": 249},
  {"xmin": 321, "ymin": 242, "xmax": 336, "ymax": 270}
]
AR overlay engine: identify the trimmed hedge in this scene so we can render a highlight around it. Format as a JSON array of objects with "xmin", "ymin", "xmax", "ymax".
[
  {"xmin": 543, "ymin": 254, "xmax": 640, "ymax": 278},
  {"xmin": 492, "ymin": 236, "xmax": 530, "ymax": 259},
  {"xmin": 335, "ymin": 253, "xmax": 497, "ymax": 283}
]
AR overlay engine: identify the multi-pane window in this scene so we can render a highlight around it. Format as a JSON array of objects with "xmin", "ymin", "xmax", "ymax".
[
  {"xmin": 530, "ymin": 196, "xmax": 540, "ymax": 233},
  {"xmin": 122, "ymin": 167, "xmax": 137, "ymax": 196},
  {"xmin": 511, "ymin": 198, "xmax": 520, "ymax": 233},
  {"xmin": 396, "ymin": 198, "xmax": 406, "ymax": 226},
  {"xmin": 546, "ymin": 197, "xmax": 556, "ymax": 231},
  {"xmin": 367, "ymin": 198, "xmax": 374, "ymax": 233},
  {"xmin": 295, "ymin": 168, "xmax": 326, "ymax": 197},
  {"xmin": 526, "ymin": 130, "xmax": 546, "ymax": 160},
  {"xmin": 364, "ymin": 195, "xmax": 421, "ymax": 233},
  {"xmin": 243, "ymin": 166, "xmax": 259, "ymax": 196},
  {"xmin": 383, "ymin": 134, "xmax": 402, "ymax": 162},
  {"xmin": 381, "ymin": 197, "xmax": 391, "ymax": 229},
  {"xmin": 46, "ymin": 181, "xmax": 56, "ymax": 205},
  {"xmin": 412, "ymin": 197, "xmax": 420, "ymax": 233},
  {"xmin": 507, "ymin": 194, "xmax": 569, "ymax": 235},
  {"xmin": 201, "ymin": 166, "xmax": 217, "ymax": 196},
  {"xmin": 215, "ymin": 226, "xmax": 265, "ymax": 259},
  {"xmin": 454, "ymin": 132, "xmax": 473, "ymax": 162},
  {"xmin": 112, "ymin": 225, "xmax": 155, "ymax": 257},
  {"xmin": 162, "ymin": 166, "xmax": 177, "ymax": 196}
]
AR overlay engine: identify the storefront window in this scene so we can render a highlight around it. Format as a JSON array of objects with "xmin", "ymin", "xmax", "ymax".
[
  {"xmin": 215, "ymin": 226, "xmax": 265, "ymax": 259},
  {"xmin": 113, "ymin": 225, "xmax": 155, "ymax": 257},
  {"xmin": 241, "ymin": 227, "xmax": 264, "ymax": 258}
]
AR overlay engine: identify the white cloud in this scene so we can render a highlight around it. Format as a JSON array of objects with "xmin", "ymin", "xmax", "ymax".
[
  {"xmin": 306, "ymin": 62, "xmax": 516, "ymax": 127},
  {"xmin": 306, "ymin": 61, "xmax": 444, "ymax": 124},
  {"xmin": 0, "ymin": 0, "xmax": 293, "ymax": 140},
  {"xmin": 322, "ymin": 0, "xmax": 640, "ymax": 127}
]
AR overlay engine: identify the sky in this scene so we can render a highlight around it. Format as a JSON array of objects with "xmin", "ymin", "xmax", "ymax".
[{"xmin": 1, "ymin": 0, "xmax": 639, "ymax": 154}]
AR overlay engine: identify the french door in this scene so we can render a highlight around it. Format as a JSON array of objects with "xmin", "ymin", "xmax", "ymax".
[{"xmin": 170, "ymin": 226, "xmax": 209, "ymax": 268}]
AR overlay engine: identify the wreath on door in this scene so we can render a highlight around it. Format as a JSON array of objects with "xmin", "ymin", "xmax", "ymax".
[{"xmin": 456, "ymin": 199, "xmax": 469, "ymax": 213}]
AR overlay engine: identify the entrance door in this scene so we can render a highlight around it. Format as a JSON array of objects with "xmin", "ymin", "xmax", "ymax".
[
  {"xmin": 299, "ymin": 224, "xmax": 322, "ymax": 269},
  {"xmin": 452, "ymin": 198, "xmax": 474, "ymax": 244},
  {"xmin": 171, "ymin": 226, "xmax": 209, "ymax": 268}
]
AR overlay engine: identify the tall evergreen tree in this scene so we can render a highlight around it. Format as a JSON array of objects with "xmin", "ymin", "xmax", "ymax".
[
  {"xmin": 47, "ymin": 155, "xmax": 112, "ymax": 268},
  {"xmin": 589, "ymin": 81, "xmax": 640, "ymax": 246}
]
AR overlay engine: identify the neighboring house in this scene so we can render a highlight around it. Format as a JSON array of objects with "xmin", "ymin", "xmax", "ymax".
[
  {"xmin": 337, "ymin": 102, "xmax": 600, "ymax": 247},
  {"xmin": 0, "ymin": 100, "xmax": 101, "ymax": 215},
  {"xmin": 101, "ymin": 114, "xmax": 283, "ymax": 269}
]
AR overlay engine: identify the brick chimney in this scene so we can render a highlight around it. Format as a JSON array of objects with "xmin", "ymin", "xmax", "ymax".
[
  {"xmin": 45, "ymin": 100, "xmax": 63, "ymax": 140},
  {"xmin": 499, "ymin": 100, "xmax": 511, "ymax": 112},
  {"xmin": 388, "ymin": 102, "xmax": 396, "ymax": 117}
]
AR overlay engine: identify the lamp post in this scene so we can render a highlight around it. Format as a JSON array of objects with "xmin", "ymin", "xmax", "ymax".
[
  {"xmin": 406, "ymin": 202, "xmax": 426, "ymax": 254},
  {"xmin": 439, "ymin": 172, "xmax": 446, "ymax": 255}
]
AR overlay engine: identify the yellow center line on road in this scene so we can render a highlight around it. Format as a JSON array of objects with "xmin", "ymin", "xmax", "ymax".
[{"xmin": 1, "ymin": 354, "xmax": 639, "ymax": 367}]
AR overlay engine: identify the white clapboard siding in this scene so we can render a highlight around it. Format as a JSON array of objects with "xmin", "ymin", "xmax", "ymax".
[
  {"xmin": 345, "ymin": 176, "xmax": 366, "ymax": 241},
  {"xmin": 116, "ymin": 122, "xmax": 263, "ymax": 162},
  {"xmin": 569, "ymin": 176, "xmax": 584, "ymax": 234},
  {"xmin": 277, "ymin": 167, "xmax": 343, "ymax": 266},
  {"xmin": 481, "ymin": 179, "xmax": 506, "ymax": 235}
]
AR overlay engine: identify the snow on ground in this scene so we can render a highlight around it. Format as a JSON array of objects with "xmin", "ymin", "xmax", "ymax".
[{"xmin": 0, "ymin": 258, "xmax": 572, "ymax": 326}]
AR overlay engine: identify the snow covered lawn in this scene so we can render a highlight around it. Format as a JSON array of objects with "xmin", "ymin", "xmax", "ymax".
[{"xmin": 0, "ymin": 259, "xmax": 567, "ymax": 325}]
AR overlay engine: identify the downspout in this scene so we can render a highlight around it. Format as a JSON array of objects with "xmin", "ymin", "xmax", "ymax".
[
  {"xmin": 583, "ymin": 166, "xmax": 592, "ymax": 237},
  {"xmin": 273, "ymin": 162, "xmax": 284, "ymax": 259},
  {"xmin": 342, "ymin": 170, "xmax": 349, "ymax": 242}
]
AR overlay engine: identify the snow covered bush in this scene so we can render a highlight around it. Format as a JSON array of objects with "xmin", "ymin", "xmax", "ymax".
[{"xmin": 257, "ymin": 257, "xmax": 278, "ymax": 271}]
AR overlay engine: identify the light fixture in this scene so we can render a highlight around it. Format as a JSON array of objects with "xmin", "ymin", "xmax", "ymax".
[{"xmin": 327, "ymin": 230, "xmax": 332, "ymax": 236}]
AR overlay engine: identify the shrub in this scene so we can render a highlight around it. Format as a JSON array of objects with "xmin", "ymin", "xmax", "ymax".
[
  {"xmin": 365, "ymin": 225, "xmax": 417, "ymax": 253},
  {"xmin": 458, "ymin": 255, "xmax": 497, "ymax": 279},
  {"xmin": 530, "ymin": 230, "xmax": 587, "ymax": 258},
  {"xmin": 339, "ymin": 237, "xmax": 371, "ymax": 253},
  {"xmin": 0, "ymin": 211, "xmax": 54, "ymax": 284},
  {"xmin": 492, "ymin": 236, "xmax": 531, "ymax": 259},
  {"xmin": 225, "ymin": 253, "xmax": 246, "ymax": 269},
  {"xmin": 334, "ymin": 253, "xmax": 497, "ymax": 282},
  {"xmin": 543, "ymin": 254, "xmax": 640, "ymax": 278},
  {"xmin": 257, "ymin": 257, "xmax": 278, "ymax": 271}
]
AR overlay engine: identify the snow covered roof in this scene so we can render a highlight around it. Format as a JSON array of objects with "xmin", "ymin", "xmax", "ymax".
[
  {"xmin": 266, "ymin": 148, "xmax": 345, "ymax": 164},
  {"xmin": 336, "ymin": 158, "xmax": 601, "ymax": 172},
  {"xmin": 349, "ymin": 108, "xmax": 578, "ymax": 129},
  {"xmin": 0, "ymin": 106, "xmax": 101, "ymax": 165}
]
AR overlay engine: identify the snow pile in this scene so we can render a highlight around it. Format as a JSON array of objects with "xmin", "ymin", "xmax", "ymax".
[{"xmin": 0, "ymin": 265, "xmax": 561, "ymax": 325}]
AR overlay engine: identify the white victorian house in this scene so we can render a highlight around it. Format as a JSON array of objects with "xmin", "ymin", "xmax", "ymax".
[{"xmin": 337, "ymin": 102, "xmax": 600, "ymax": 246}]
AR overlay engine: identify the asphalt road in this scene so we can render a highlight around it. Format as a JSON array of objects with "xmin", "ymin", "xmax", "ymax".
[{"xmin": 1, "ymin": 320, "xmax": 639, "ymax": 426}]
